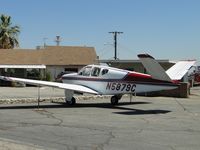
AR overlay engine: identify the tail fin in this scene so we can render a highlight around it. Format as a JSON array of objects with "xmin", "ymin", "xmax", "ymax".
[
  {"xmin": 166, "ymin": 60, "xmax": 196, "ymax": 81},
  {"xmin": 138, "ymin": 54, "xmax": 172, "ymax": 82}
]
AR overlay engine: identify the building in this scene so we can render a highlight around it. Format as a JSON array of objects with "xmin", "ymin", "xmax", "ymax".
[
  {"xmin": 0, "ymin": 46, "xmax": 97, "ymax": 83},
  {"xmin": 99, "ymin": 59, "xmax": 175, "ymax": 73}
]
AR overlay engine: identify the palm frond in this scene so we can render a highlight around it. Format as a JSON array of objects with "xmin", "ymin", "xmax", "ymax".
[{"xmin": 0, "ymin": 14, "xmax": 20, "ymax": 49}]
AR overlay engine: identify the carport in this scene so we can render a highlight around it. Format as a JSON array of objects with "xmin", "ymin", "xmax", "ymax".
[{"xmin": 0, "ymin": 65, "xmax": 46, "ymax": 86}]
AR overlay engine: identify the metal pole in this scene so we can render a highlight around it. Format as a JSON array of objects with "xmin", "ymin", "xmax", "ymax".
[
  {"xmin": 114, "ymin": 33, "xmax": 117, "ymax": 60},
  {"xmin": 38, "ymin": 86, "xmax": 40, "ymax": 109},
  {"xmin": 130, "ymin": 94, "xmax": 133, "ymax": 103}
]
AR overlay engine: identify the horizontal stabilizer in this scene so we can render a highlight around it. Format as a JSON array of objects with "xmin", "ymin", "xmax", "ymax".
[
  {"xmin": 138, "ymin": 54, "xmax": 172, "ymax": 82},
  {"xmin": 166, "ymin": 60, "xmax": 196, "ymax": 80}
]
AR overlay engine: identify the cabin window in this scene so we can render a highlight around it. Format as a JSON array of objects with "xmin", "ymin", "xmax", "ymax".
[
  {"xmin": 102, "ymin": 69, "xmax": 108, "ymax": 75},
  {"xmin": 91, "ymin": 67, "xmax": 101, "ymax": 77}
]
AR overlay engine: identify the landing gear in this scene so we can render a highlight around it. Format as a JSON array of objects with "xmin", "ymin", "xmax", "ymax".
[
  {"xmin": 111, "ymin": 96, "xmax": 118, "ymax": 105},
  {"xmin": 65, "ymin": 90, "xmax": 76, "ymax": 105},
  {"xmin": 66, "ymin": 97, "xmax": 76, "ymax": 105},
  {"xmin": 110, "ymin": 95, "xmax": 122, "ymax": 105}
]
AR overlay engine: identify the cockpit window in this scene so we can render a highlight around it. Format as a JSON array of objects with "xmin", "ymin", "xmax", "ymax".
[
  {"xmin": 78, "ymin": 66, "xmax": 92, "ymax": 76},
  {"xmin": 78, "ymin": 66, "xmax": 108, "ymax": 76},
  {"xmin": 101, "ymin": 69, "xmax": 108, "ymax": 75},
  {"xmin": 91, "ymin": 67, "xmax": 101, "ymax": 76}
]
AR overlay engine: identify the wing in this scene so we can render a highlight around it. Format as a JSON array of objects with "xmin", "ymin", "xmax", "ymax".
[
  {"xmin": 0, "ymin": 76, "xmax": 98, "ymax": 95},
  {"xmin": 166, "ymin": 60, "xmax": 196, "ymax": 80}
]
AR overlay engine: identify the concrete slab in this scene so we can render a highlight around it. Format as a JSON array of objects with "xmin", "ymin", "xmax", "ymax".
[{"xmin": 0, "ymin": 86, "xmax": 200, "ymax": 150}]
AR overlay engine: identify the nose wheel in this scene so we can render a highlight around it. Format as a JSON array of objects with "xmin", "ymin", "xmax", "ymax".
[{"xmin": 66, "ymin": 97, "xmax": 76, "ymax": 105}]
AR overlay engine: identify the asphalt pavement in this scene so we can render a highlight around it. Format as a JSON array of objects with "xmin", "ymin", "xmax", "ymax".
[{"xmin": 0, "ymin": 86, "xmax": 200, "ymax": 150}]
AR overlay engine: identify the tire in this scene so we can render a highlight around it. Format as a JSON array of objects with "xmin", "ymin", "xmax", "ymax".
[
  {"xmin": 111, "ymin": 96, "xmax": 119, "ymax": 105},
  {"xmin": 66, "ymin": 97, "xmax": 76, "ymax": 105}
]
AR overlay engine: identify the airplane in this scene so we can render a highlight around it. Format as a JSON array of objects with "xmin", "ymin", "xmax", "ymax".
[{"xmin": 0, "ymin": 54, "xmax": 196, "ymax": 105}]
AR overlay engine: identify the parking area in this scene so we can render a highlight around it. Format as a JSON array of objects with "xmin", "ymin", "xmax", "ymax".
[
  {"xmin": 0, "ymin": 86, "xmax": 200, "ymax": 150},
  {"xmin": 0, "ymin": 87, "xmax": 65, "ymax": 100}
]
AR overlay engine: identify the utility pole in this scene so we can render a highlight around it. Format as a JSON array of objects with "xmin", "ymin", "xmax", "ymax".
[
  {"xmin": 109, "ymin": 31, "xmax": 123, "ymax": 60},
  {"xmin": 55, "ymin": 36, "xmax": 61, "ymax": 46},
  {"xmin": 43, "ymin": 38, "xmax": 48, "ymax": 48}
]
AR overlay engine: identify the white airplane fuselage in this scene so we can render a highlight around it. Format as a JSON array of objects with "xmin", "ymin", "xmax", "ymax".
[{"xmin": 62, "ymin": 65, "xmax": 178, "ymax": 95}]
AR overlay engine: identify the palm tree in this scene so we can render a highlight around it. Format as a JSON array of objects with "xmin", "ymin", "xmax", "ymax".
[{"xmin": 0, "ymin": 14, "xmax": 20, "ymax": 49}]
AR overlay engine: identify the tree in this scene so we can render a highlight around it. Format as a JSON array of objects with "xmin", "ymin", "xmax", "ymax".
[{"xmin": 0, "ymin": 14, "xmax": 20, "ymax": 49}]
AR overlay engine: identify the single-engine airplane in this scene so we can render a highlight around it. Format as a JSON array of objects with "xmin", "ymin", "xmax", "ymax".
[{"xmin": 0, "ymin": 54, "xmax": 196, "ymax": 105}]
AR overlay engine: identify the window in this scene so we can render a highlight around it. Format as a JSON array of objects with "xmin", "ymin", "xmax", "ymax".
[
  {"xmin": 91, "ymin": 67, "xmax": 101, "ymax": 76},
  {"xmin": 101, "ymin": 69, "xmax": 108, "ymax": 75}
]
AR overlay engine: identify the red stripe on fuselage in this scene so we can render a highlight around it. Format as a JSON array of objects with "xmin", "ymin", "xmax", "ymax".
[{"xmin": 123, "ymin": 72, "xmax": 172, "ymax": 84}]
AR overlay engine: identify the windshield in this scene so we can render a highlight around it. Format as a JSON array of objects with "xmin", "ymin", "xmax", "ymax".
[{"xmin": 78, "ymin": 66, "xmax": 92, "ymax": 76}]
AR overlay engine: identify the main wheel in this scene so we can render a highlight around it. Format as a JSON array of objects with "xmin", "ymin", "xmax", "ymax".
[
  {"xmin": 66, "ymin": 97, "xmax": 76, "ymax": 105},
  {"xmin": 111, "ymin": 96, "xmax": 119, "ymax": 105}
]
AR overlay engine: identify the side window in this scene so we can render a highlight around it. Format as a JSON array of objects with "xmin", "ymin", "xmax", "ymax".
[
  {"xmin": 91, "ymin": 67, "xmax": 101, "ymax": 77},
  {"xmin": 101, "ymin": 69, "xmax": 108, "ymax": 75}
]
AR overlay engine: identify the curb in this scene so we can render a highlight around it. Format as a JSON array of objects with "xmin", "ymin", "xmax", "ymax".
[{"xmin": 0, "ymin": 95, "xmax": 114, "ymax": 104}]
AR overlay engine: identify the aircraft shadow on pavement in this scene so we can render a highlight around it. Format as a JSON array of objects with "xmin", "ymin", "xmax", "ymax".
[
  {"xmin": 0, "ymin": 101, "xmax": 149, "ymax": 109},
  {"xmin": 0, "ymin": 101, "xmax": 171, "ymax": 115},
  {"xmin": 113, "ymin": 108, "xmax": 171, "ymax": 115}
]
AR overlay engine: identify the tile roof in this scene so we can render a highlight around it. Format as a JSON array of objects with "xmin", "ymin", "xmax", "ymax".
[{"xmin": 0, "ymin": 46, "xmax": 97, "ymax": 66}]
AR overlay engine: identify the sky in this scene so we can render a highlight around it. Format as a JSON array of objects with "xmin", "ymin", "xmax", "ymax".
[{"xmin": 1, "ymin": 0, "xmax": 200, "ymax": 60}]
